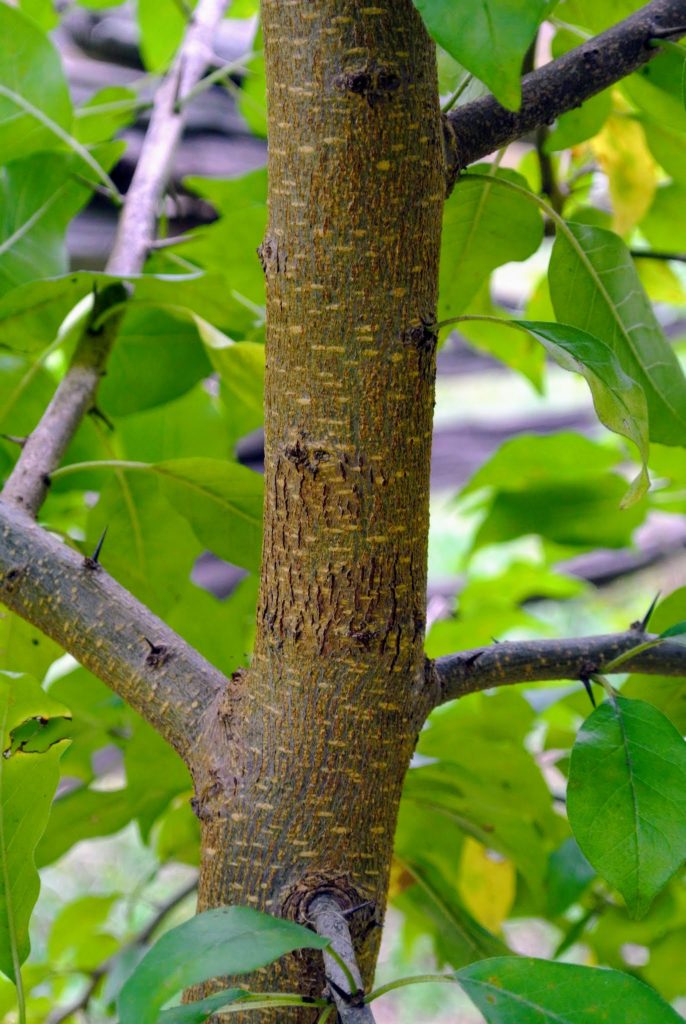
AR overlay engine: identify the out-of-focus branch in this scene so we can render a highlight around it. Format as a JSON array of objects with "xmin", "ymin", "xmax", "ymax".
[
  {"xmin": 428, "ymin": 630, "xmax": 686, "ymax": 706},
  {"xmin": 1, "ymin": 0, "xmax": 230, "ymax": 517},
  {"xmin": 444, "ymin": 0, "xmax": 686, "ymax": 188}
]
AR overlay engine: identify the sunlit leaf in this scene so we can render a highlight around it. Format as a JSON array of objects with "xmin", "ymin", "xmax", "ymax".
[
  {"xmin": 412, "ymin": 0, "xmax": 549, "ymax": 108},
  {"xmin": 568, "ymin": 697, "xmax": 686, "ymax": 917},
  {"xmin": 0, "ymin": 673, "xmax": 68, "ymax": 983},
  {"xmin": 0, "ymin": 4, "xmax": 72, "ymax": 163},
  {"xmin": 549, "ymin": 221, "xmax": 686, "ymax": 445}
]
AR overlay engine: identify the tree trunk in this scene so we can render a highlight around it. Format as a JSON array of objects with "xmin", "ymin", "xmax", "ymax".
[{"xmin": 189, "ymin": 0, "xmax": 444, "ymax": 1015}]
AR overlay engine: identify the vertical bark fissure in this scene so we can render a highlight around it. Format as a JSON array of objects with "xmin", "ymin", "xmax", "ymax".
[{"xmin": 191, "ymin": 2, "xmax": 444, "ymax": 1016}]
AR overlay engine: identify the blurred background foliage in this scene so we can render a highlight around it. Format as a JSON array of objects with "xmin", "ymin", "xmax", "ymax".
[{"xmin": 1, "ymin": 0, "xmax": 686, "ymax": 1019}]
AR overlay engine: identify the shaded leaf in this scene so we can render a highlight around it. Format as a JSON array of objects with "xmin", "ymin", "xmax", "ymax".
[
  {"xmin": 456, "ymin": 955, "xmax": 682, "ymax": 1023},
  {"xmin": 118, "ymin": 906, "xmax": 328, "ymax": 1024},
  {"xmin": 99, "ymin": 307, "xmax": 212, "ymax": 417},
  {"xmin": 515, "ymin": 320, "xmax": 650, "ymax": 505},
  {"xmin": 159, "ymin": 988, "xmax": 246, "ymax": 1024},
  {"xmin": 567, "ymin": 697, "xmax": 686, "ymax": 917},
  {"xmin": 154, "ymin": 458, "xmax": 263, "ymax": 572}
]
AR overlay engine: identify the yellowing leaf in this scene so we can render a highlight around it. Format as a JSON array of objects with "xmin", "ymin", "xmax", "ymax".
[
  {"xmin": 591, "ymin": 113, "xmax": 657, "ymax": 236},
  {"xmin": 458, "ymin": 837, "xmax": 515, "ymax": 932}
]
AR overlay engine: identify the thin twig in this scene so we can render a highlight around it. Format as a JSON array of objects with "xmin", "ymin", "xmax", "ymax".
[
  {"xmin": 1, "ymin": 0, "xmax": 230, "ymax": 518},
  {"xmin": 444, "ymin": 0, "xmax": 686, "ymax": 188},
  {"xmin": 428, "ymin": 629, "xmax": 686, "ymax": 707},
  {"xmin": 47, "ymin": 879, "xmax": 197, "ymax": 1024},
  {"xmin": 630, "ymin": 248, "xmax": 686, "ymax": 263},
  {"xmin": 309, "ymin": 895, "xmax": 377, "ymax": 1024}
]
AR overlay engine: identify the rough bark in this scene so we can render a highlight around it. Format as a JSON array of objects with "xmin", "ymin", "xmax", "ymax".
[{"xmin": 188, "ymin": 0, "xmax": 445, "ymax": 1016}]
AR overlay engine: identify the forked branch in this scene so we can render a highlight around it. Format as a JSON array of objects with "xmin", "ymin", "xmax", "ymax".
[
  {"xmin": 1, "ymin": 0, "xmax": 229, "ymax": 517},
  {"xmin": 444, "ymin": 0, "xmax": 686, "ymax": 187},
  {"xmin": 0, "ymin": 499, "xmax": 226, "ymax": 761},
  {"xmin": 429, "ymin": 630, "xmax": 686, "ymax": 707}
]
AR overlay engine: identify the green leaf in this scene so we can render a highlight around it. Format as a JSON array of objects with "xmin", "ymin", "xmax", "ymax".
[
  {"xmin": 462, "ymin": 431, "xmax": 619, "ymax": 495},
  {"xmin": 137, "ymin": 0, "xmax": 192, "ymax": 71},
  {"xmin": 85, "ymin": 472, "xmax": 201, "ymax": 616},
  {"xmin": 158, "ymin": 989, "xmax": 246, "ymax": 1024},
  {"xmin": 567, "ymin": 697, "xmax": 686, "ymax": 917},
  {"xmin": 412, "ymin": 0, "xmax": 549, "ymax": 108},
  {"xmin": 455, "ymin": 290, "xmax": 544, "ymax": 391},
  {"xmin": 36, "ymin": 786, "xmax": 143, "ymax": 867},
  {"xmin": 154, "ymin": 458, "xmax": 263, "ymax": 572},
  {"xmin": 456, "ymin": 956, "xmax": 683, "ymax": 1023},
  {"xmin": 0, "ymin": 270, "xmax": 256, "ymax": 355},
  {"xmin": 0, "ymin": 673, "xmax": 68, "ymax": 984},
  {"xmin": 439, "ymin": 167, "xmax": 543, "ymax": 323},
  {"xmin": 0, "ymin": 153, "xmax": 111, "ymax": 297},
  {"xmin": 515, "ymin": 320, "xmax": 650, "ymax": 505},
  {"xmin": 396, "ymin": 856, "xmax": 508, "ymax": 968},
  {"xmin": 99, "ymin": 307, "xmax": 212, "ymax": 417},
  {"xmin": 48, "ymin": 895, "xmax": 118, "ymax": 971},
  {"xmin": 640, "ymin": 183, "xmax": 686, "ymax": 251},
  {"xmin": 546, "ymin": 838, "xmax": 595, "ymax": 917},
  {"xmin": 75, "ymin": 86, "xmax": 141, "ymax": 145},
  {"xmin": 659, "ymin": 620, "xmax": 686, "ymax": 641},
  {"xmin": 0, "ymin": 5, "xmax": 72, "ymax": 163},
  {"xmin": 194, "ymin": 317, "xmax": 264, "ymax": 448},
  {"xmin": 178, "ymin": 170, "xmax": 267, "ymax": 306},
  {"xmin": 549, "ymin": 221, "xmax": 686, "ymax": 445},
  {"xmin": 237, "ymin": 27, "xmax": 266, "ymax": 138},
  {"xmin": 117, "ymin": 906, "xmax": 329, "ymax": 1024}
]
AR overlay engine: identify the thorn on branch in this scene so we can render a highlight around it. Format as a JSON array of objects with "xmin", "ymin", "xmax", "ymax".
[
  {"xmin": 580, "ymin": 676, "xmax": 597, "ymax": 709},
  {"xmin": 0, "ymin": 433, "xmax": 27, "ymax": 448},
  {"xmin": 632, "ymin": 591, "xmax": 661, "ymax": 633},
  {"xmin": 143, "ymin": 637, "xmax": 171, "ymax": 668},
  {"xmin": 89, "ymin": 406, "xmax": 115, "ymax": 432},
  {"xmin": 650, "ymin": 22, "xmax": 686, "ymax": 38},
  {"xmin": 83, "ymin": 526, "xmax": 108, "ymax": 572}
]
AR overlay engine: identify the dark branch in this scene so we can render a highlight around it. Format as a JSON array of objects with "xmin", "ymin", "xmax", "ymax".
[
  {"xmin": 444, "ymin": 0, "xmax": 686, "ymax": 188},
  {"xmin": 309, "ymin": 895, "xmax": 377, "ymax": 1024},
  {"xmin": 429, "ymin": 630, "xmax": 686, "ymax": 706},
  {"xmin": 0, "ymin": 499, "xmax": 226, "ymax": 762}
]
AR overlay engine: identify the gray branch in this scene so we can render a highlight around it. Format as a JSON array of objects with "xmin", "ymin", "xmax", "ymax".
[
  {"xmin": 429, "ymin": 630, "xmax": 686, "ymax": 706},
  {"xmin": 2, "ymin": 0, "xmax": 229, "ymax": 517},
  {"xmin": 0, "ymin": 498, "xmax": 226, "ymax": 762},
  {"xmin": 444, "ymin": 0, "xmax": 686, "ymax": 187},
  {"xmin": 309, "ymin": 895, "xmax": 377, "ymax": 1024}
]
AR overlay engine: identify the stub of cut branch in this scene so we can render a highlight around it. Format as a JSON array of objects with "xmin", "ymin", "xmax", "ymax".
[
  {"xmin": 0, "ymin": 498, "xmax": 226, "ymax": 762},
  {"xmin": 429, "ymin": 630, "xmax": 686, "ymax": 706},
  {"xmin": 1, "ymin": 0, "xmax": 229, "ymax": 519},
  {"xmin": 309, "ymin": 895, "xmax": 377, "ymax": 1024},
  {"xmin": 444, "ymin": 0, "xmax": 686, "ymax": 187}
]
